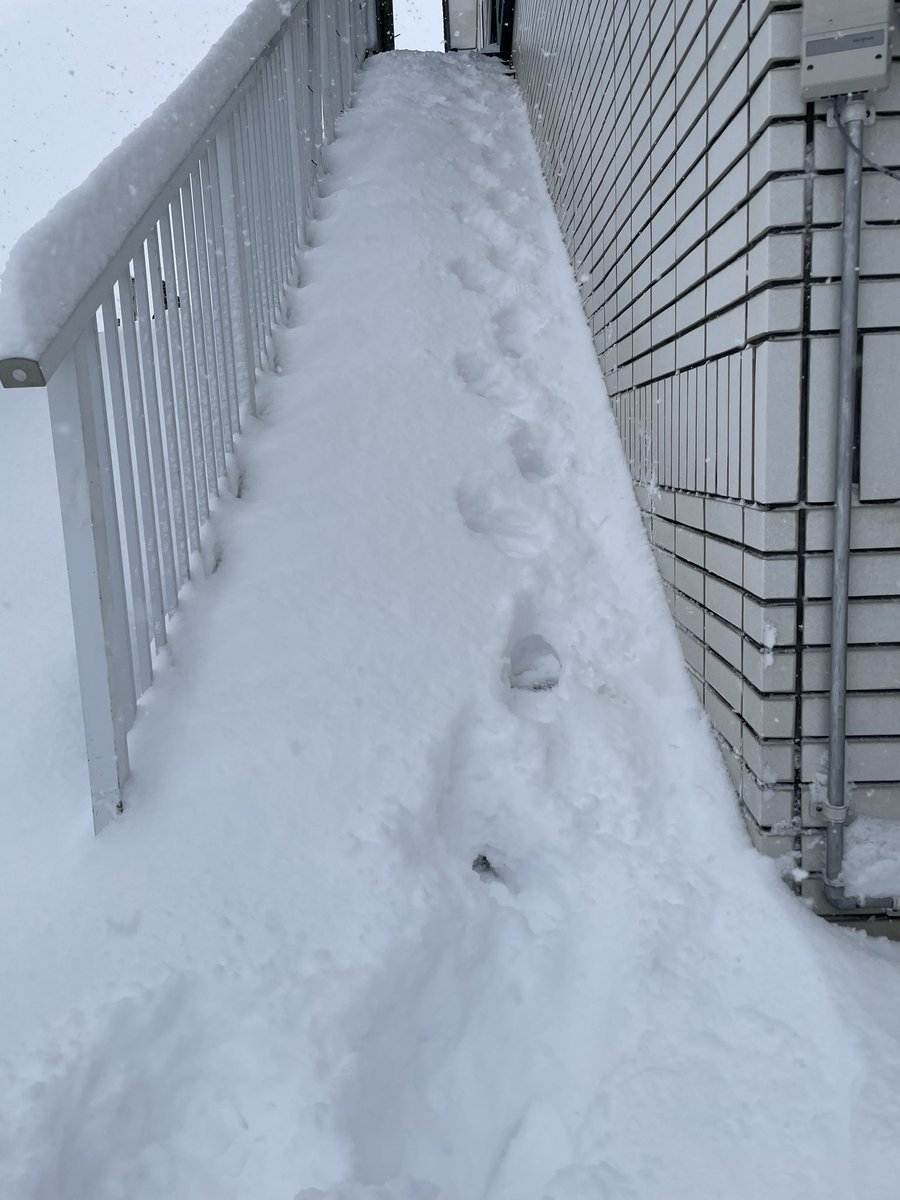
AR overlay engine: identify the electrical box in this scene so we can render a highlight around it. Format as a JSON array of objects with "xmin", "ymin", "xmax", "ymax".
[{"xmin": 801, "ymin": 0, "xmax": 893, "ymax": 101}]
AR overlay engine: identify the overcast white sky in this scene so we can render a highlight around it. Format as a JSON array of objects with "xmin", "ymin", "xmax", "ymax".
[{"xmin": 393, "ymin": 0, "xmax": 445, "ymax": 51}]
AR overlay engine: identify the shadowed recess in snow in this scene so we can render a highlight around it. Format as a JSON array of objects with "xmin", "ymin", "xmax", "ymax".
[{"xmin": 2, "ymin": 48, "xmax": 900, "ymax": 1200}]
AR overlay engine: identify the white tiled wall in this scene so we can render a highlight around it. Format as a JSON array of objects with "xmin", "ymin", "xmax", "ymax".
[{"xmin": 513, "ymin": 0, "xmax": 900, "ymax": 879}]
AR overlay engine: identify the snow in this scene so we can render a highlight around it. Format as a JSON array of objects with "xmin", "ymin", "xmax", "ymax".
[
  {"xmin": 844, "ymin": 816, "xmax": 900, "ymax": 896},
  {"xmin": 0, "ymin": 0, "xmax": 297, "ymax": 360},
  {"xmin": 3, "ymin": 44, "xmax": 900, "ymax": 1200},
  {"xmin": 393, "ymin": 0, "xmax": 445, "ymax": 51}
]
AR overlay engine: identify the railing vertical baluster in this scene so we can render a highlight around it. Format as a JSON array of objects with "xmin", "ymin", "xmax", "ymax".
[
  {"xmin": 171, "ymin": 187, "xmax": 212, "ymax": 523},
  {"xmin": 333, "ymin": 1, "xmax": 344, "ymax": 118},
  {"xmin": 259, "ymin": 69, "xmax": 283, "ymax": 312},
  {"xmin": 341, "ymin": 1, "xmax": 350, "ymax": 107},
  {"xmin": 46, "ymin": 327, "xmax": 131, "ymax": 830},
  {"xmin": 191, "ymin": 163, "xmax": 231, "ymax": 465},
  {"xmin": 246, "ymin": 100, "xmax": 268, "ymax": 363},
  {"xmin": 274, "ymin": 41, "xmax": 298, "ymax": 266},
  {"xmin": 146, "ymin": 228, "xmax": 191, "ymax": 584},
  {"xmin": 245, "ymin": 87, "xmax": 276, "ymax": 343},
  {"xmin": 272, "ymin": 42, "xmax": 295, "ymax": 265},
  {"xmin": 184, "ymin": 170, "xmax": 225, "ymax": 491},
  {"xmin": 117, "ymin": 268, "xmax": 167, "ymax": 651},
  {"xmin": 292, "ymin": 9, "xmax": 314, "ymax": 213},
  {"xmin": 203, "ymin": 145, "xmax": 240, "ymax": 439},
  {"xmin": 262, "ymin": 55, "xmax": 289, "ymax": 290},
  {"xmin": 101, "ymin": 294, "xmax": 152, "ymax": 699},
  {"xmin": 355, "ymin": 0, "xmax": 365, "ymax": 65},
  {"xmin": 134, "ymin": 249, "xmax": 178, "ymax": 615},
  {"xmin": 233, "ymin": 105, "xmax": 265, "ymax": 372},
  {"xmin": 338, "ymin": 1, "xmax": 351, "ymax": 109},
  {"xmin": 344, "ymin": 0, "xmax": 354, "ymax": 74},
  {"xmin": 286, "ymin": 30, "xmax": 306, "ymax": 246},
  {"xmin": 321, "ymin": 0, "xmax": 336, "ymax": 144},
  {"xmin": 256, "ymin": 82, "xmax": 278, "ymax": 333},
  {"xmin": 307, "ymin": 2, "xmax": 324, "ymax": 181},
  {"xmin": 286, "ymin": 5, "xmax": 309, "ymax": 217},
  {"xmin": 213, "ymin": 123, "xmax": 257, "ymax": 420},
  {"xmin": 333, "ymin": 5, "xmax": 343, "ymax": 113},
  {"xmin": 159, "ymin": 209, "xmax": 202, "ymax": 556},
  {"xmin": 348, "ymin": 0, "xmax": 358, "ymax": 73}
]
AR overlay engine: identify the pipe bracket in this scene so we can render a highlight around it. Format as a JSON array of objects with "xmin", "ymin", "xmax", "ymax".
[
  {"xmin": 819, "ymin": 800, "xmax": 850, "ymax": 823},
  {"xmin": 827, "ymin": 101, "xmax": 875, "ymax": 128}
]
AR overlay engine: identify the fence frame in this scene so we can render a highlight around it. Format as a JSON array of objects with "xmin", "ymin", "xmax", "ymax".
[{"xmin": 0, "ymin": 0, "xmax": 381, "ymax": 829}]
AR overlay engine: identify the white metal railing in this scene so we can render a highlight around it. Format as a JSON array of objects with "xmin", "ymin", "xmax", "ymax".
[{"xmin": 0, "ymin": 0, "xmax": 380, "ymax": 830}]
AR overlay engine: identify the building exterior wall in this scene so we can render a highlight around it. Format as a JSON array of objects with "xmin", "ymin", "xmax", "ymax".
[{"xmin": 512, "ymin": 0, "xmax": 900, "ymax": 898}]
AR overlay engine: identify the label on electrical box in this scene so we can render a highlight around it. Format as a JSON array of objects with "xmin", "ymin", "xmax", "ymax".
[{"xmin": 806, "ymin": 29, "xmax": 886, "ymax": 56}]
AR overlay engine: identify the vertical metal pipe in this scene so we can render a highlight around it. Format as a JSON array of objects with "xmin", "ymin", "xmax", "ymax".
[
  {"xmin": 822, "ymin": 100, "xmax": 896, "ymax": 912},
  {"xmin": 825, "ymin": 103, "xmax": 864, "ymax": 889}
]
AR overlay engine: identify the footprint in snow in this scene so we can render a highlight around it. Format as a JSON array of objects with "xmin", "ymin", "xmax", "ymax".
[
  {"xmin": 504, "ymin": 611, "xmax": 563, "ymax": 724},
  {"xmin": 454, "ymin": 203, "xmax": 517, "ymax": 253},
  {"xmin": 485, "ymin": 185, "xmax": 526, "ymax": 217},
  {"xmin": 460, "ymin": 161, "xmax": 502, "ymax": 191},
  {"xmin": 459, "ymin": 95, "xmax": 491, "ymax": 116},
  {"xmin": 487, "ymin": 240, "xmax": 542, "ymax": 286},
  {"xmin": 456, "ymin": 478, "xmax": 553, "ymax": 559},
  {"xmin": 509, "ymin": 633, "xmax": 562, "ymax": 692},
  {"xmin": 466, "ymin": 126, "xmax": 495, "ymax": 148},
  {"xmin": 454, "ymin": 350, "xmax": 535, "ymax": 417},
  {"xmin": 493, "ymin": 303, "xmax": 549, "ymax": 359},
  {"xmin": 483, "ymin": 145, "xmax": 515, "ymax": 171},
  {"xmin": 508, "ymin": 420, "xmax": 557, "ymax": 481},
  {"xmin": 447, "ymin": 256, "xmax": 495, "ymax": 296}
]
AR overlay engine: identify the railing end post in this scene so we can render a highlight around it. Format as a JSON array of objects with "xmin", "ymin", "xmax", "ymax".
[{"xmin": 47, "ymin": 333, "xmax": 132, "ymax": 836}]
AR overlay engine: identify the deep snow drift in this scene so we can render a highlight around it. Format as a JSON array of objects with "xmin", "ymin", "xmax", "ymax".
[{"xmin": 3, "ymin": 50, "xmax": 900, "ymax": 1200}]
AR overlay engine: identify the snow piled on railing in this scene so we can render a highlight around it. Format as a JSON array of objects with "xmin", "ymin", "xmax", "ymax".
[{"xmin": 0, "ymin": 0, "xmax": 292, "ymax": 364}]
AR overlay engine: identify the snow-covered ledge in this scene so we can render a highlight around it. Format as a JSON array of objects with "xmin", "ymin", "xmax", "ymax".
[{"xmin": 0, "ymin": 0, "xmax": 302, "ymax": 376}]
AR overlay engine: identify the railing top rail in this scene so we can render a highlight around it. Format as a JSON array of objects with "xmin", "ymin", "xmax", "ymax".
[{"xmin": 0, "ymin": 0, "xmax": 309, "ymax": 387}]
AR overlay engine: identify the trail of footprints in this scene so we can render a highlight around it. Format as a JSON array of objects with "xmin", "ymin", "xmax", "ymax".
[{"xmin": 447, "ymin": 128, "xmax": 567, "ymax": 723}]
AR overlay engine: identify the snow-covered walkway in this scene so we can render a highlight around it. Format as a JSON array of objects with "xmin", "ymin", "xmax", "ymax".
[{"xmin": 3, "ymin": 50, "xmax": 900, "ymax": 1200}]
